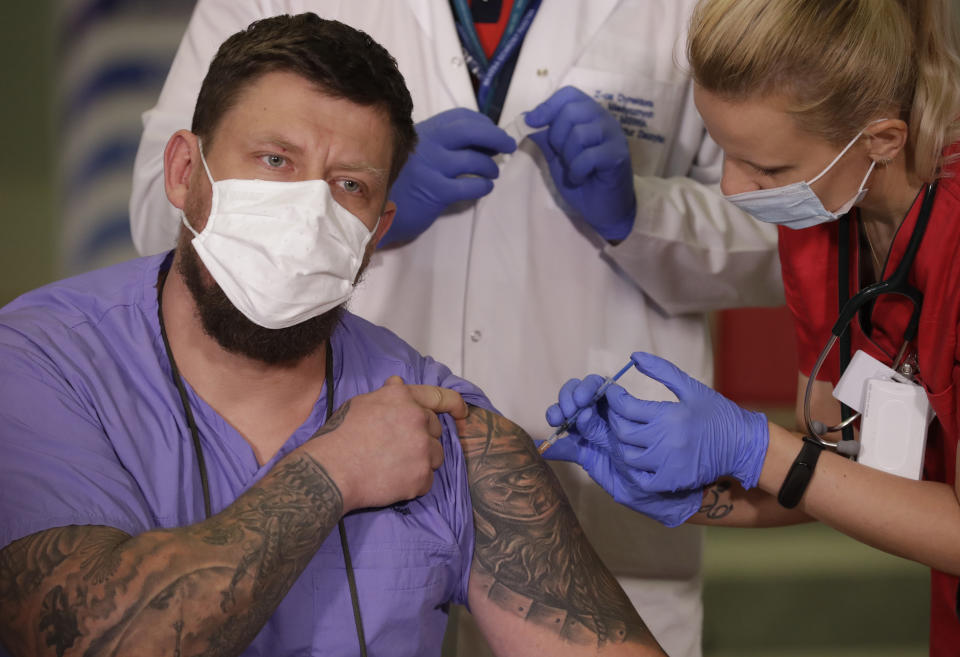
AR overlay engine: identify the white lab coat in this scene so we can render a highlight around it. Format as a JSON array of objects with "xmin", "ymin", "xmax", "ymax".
[{"xmin": 130, "ymin": 2, "xmax": 784, "ymax": 656}]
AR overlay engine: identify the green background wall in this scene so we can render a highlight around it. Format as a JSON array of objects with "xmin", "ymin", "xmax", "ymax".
[{"xmin": 0, "ymin": 2, "xmax": 55, "ymax": 306}]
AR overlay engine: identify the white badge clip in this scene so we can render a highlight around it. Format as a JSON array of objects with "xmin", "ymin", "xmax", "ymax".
[{"xmin": 832, "ymin": 350, "xmax": 933, "ymax": 479}]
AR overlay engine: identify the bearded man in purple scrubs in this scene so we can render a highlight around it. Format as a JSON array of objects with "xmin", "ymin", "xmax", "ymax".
[{"xmin": 0, "ymin": 14, "xmax": 666, "ymax": 657}]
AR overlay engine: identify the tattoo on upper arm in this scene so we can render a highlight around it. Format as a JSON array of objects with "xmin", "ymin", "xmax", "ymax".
[
  {"xmin": 458, "ymin": 406, "xmax": 656, "ymax": 648},
  {"xmin": 698, "ymin": 479, "xmax": 733, "ymax": 520},
  {"xmin": 0, "ymin": 454, "xmax": 343, "ymax": 657}
]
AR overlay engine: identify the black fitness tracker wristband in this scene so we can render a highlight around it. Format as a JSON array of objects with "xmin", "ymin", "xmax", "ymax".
[{"xmin": 777, "ymin": 436, "xmax": 825, "ymax": 509}]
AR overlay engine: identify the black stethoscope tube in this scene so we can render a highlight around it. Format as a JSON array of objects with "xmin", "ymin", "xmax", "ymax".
[{"xmin": 803, "ymin": 181, "xmax": 937, "ymax": 446}]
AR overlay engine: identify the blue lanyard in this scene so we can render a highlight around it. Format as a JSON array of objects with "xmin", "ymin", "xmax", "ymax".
[
  {"xmin": 501, "ymin": 0, "xmax": 531, "ymax": 43},
  {"xmin": 451, "ymin": 0, "xmax": 541, "ymax": 116},
  {"xmin": 451, "ymin": 0, "xmax": 530, "ymax": 68},
  {"xmin": 476, "ymin": 0, "xmax": 539, "ymax": 113},
  {"xmin": 451, "ymin": 0, "xmax": 491, "ymax": 71}
]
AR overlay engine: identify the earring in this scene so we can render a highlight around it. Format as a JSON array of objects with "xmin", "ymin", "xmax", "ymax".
[{"xmin": 874, "ymin": 157, "xmax": 892, "ymax": 167}]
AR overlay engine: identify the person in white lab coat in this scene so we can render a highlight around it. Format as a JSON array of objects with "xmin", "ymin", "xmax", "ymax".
[{"xmin": 129, "ymin": 2, "xmax": 784, "ymax": 656}]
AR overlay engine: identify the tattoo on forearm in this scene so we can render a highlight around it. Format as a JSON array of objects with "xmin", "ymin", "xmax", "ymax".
[
  {"xmin": 172, "ymin": 619, "xmax": 184, "ymax": 657},
  {"xmin": 458, "ymin": 406, "xmax": 656, "ymax": 648},
  {"xmin": 0, "ymin": 453, "xmax": 343, "ymax": 657},
  {"xmin": 698, "ymin": 479, "xmax": 733, "ymax": 520},
  {"xmin": 39, "ymin": 586, "xmax": 82, "ymax": 656},
  {"xmin": 313, "ymin": 400, "xmax": 349, "ymax": 438}
]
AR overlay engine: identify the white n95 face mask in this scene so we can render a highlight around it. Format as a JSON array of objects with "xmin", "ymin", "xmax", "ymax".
[
  {"xmin": 724, "ymin": 124, "xmax": 880, "ymax": 230},
  {"xmin": 181, "ymin": 144, "xmax": 378, "ymax": 330}
]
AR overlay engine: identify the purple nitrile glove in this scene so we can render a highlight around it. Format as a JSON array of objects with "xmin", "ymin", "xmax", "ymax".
[
  {"xmin": 381, "ymin": 108, "xmax": 516, "ymax": 246},
  {"xmin": 603, "ymin": 351, "xmax": 770, "ymax": 493},
  {"xmin": 525, "ymin": 86, "xmax": 636, "ymax": 241},
  {"xmin": 544, "ymin": 375, "xmax": 703, "ymax": 527}
]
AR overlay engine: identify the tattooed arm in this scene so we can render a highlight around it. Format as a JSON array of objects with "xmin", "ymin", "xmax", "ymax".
[
  {"xmin": 457, "ymin": 405, "xmax": 667, "ymax": 656},
  {"xmin": 0, "ymin": 378, "xmax": 462, "ymax": 657},
  {"xmin": 689, "ymin": 478, "xmax": 813, "ymax": 527},
  {"xmin": 0, "ymin": 452, "xmax": 341, "ymax": 657}
]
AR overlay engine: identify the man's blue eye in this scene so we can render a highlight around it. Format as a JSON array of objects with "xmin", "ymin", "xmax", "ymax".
[
  {"xmin": 342, "ymin": 180, "xmax": 359, "ymax": 192},
  {"xmin": 266, "ymin": 154, "xmax": 285, "ymax": 167}
]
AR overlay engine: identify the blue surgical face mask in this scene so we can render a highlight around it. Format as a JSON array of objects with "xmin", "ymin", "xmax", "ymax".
[{"xmin": 724, "ymin": 124, "xmax": 881, "ymax": 230}]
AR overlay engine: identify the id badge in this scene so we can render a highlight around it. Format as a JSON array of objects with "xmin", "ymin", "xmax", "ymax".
[{"xmin": 833, "ymin": 350, "xmax": 933, "ymax": 479}]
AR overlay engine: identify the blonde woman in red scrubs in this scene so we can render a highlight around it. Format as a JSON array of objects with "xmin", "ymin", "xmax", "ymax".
[{"xmin": 545, "ymin": 1, "xmax": 960, "ymax": 654}]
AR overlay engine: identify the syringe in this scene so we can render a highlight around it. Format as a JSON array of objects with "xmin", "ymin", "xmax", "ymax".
[{"xmin": 538, "ymin": 360, "xmax": 634, "ymax": 455}]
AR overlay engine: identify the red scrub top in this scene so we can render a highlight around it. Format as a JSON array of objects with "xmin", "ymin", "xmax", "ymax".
[{"xmin": 778, "ymin": 150, "xmax": 960, "ymax": 656}]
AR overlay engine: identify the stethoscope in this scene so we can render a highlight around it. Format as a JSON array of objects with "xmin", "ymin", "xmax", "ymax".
[
  {"xmin": 156, "ymin": 270, "xmax": 369, "ymax": 656},
  {"xmin": 802, "ymin": 180, "xmax": 938, "ymax": 452}
]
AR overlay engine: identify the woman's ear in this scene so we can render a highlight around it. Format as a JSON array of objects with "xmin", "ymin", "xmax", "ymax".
[
  {"xmin": 864, "ymin": 118, "xmax": 909, "ymax": 165},
  {"xmin": 163, "ymin": 130, "xmax": 201, "ymax": 211}
]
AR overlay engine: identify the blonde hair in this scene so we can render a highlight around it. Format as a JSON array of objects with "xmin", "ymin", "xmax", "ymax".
[{"xmin": 688, "ymin": 0, "xmax": 960, "ymax": 181}]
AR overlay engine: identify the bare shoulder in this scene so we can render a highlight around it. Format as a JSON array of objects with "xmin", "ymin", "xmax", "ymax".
[{"xmin": 455, "ymin": 405, "xmax": 665, "ymax": 655}]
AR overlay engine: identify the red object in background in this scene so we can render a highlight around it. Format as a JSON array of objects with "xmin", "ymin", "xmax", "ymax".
[{"xmin": 714, "ymin": 306, "xmax": 798, "ymax": 406}]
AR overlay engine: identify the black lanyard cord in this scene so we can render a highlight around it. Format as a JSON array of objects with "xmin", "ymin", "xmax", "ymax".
[
  {"xmin": 837, "ymin": 214, "xmax": 855, "ymax": 443},
  {"xmin": 339, "ymin": 519, "xmax": 368, "ymax": 657},
  {"xmin": 326, "ymin": 344, "xmax": 368, "ymax": 657},
  {"xmin": 157, "ymin": 271, "xmax": 212, "ymax": 518},
  {"xmin": 156, "ymin": 269, "xmax": 366, "ymax": 653}
]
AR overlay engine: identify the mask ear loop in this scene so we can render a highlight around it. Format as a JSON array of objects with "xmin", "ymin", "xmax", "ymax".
[
  {"xmin": 182, "ymin": 139, "xmax": 218, "ymax": 239},
  {"xmin": 180, "ymin": 211, "xmax": 201, "ymax": 239},
  {"xmin": 855, "ymin": 160, "xmax": 877, "ymax": 194},
  {"xmin": 196, "ymin": 139, "xmax": 216, "ymax": 186},
  {"xmin": 807, "ymin": 130, "xmax": 866, "ymax": 186},
  {"xmin": 807, "ymin": 119, "xmax": 889, "ymax": 187}
]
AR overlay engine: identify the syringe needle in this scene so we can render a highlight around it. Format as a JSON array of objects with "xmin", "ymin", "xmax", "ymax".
[{"xmin": 537, "ymin": 360, "xmax": 634, "ymax": 456}]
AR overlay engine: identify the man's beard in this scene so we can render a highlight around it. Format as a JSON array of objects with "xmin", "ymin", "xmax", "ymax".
[{"xmin": 176, "ymin": 233, "xmax": 344, "ymax": 366}]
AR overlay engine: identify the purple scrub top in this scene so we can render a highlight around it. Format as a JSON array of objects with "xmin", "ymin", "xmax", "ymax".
[{"xmin": 0, "ymin": 253, "xmax": 493, "ymax": 656}]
